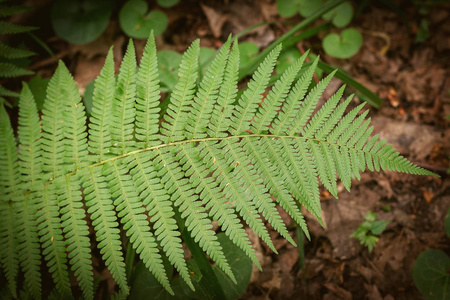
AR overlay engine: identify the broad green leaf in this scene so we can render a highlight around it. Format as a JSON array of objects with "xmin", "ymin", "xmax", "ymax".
[
  {"xmin": 413, "ymin": 250, "xmax": 450, "ymax": 300},
  {"xmin": 119, "ymin": 0, "xmax": 168, "ymax": 38},
  {"xmin": 276, "ymin": 0, "xmax": 301, "ymax": 18},
  {"xmin": 322, "ymin": 1, "xmax": 353, "ymax": 27},
  {"xmin": 322, "ymin": 28, "xmax": 362, "ymax": 59},
  {"xmin": 298, "ymin": 0, "xmax": 322, "ymax": 17},
  {"xmin": 157, "ymin": 50, "xmax": 182, "ymax": 90},
  {"xmin": 238, "ymin": 42, "xmax": 259, "ymax": 68},
  {"xmin": 51, "ymin": 0, "xmax": 113, "ymax": 44},
  {"xmin": 27, "ymin": 75, "xmax": 49, "ymax": 111},
  {"xmin": 83, "ymin": 80, "xmax": 95, "ymax": 116}
]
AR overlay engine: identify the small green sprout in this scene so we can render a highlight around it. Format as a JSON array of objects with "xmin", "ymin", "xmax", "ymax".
[{"xmin": 351, "ymin": 211, "xmax": 389, "ymax": 252}]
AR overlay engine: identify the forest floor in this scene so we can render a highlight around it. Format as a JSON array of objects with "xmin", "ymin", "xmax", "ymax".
[{"xmin": 5, "ymin": 0, "xmax": 450, "ymax": 299}]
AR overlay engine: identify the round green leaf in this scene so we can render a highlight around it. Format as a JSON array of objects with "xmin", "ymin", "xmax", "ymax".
[
  {"xmin": 129, "ymin": 256, "xmax": 175, "ymax": 300},
  {"xmin": 157, "ymin": 50, "xmax": 182, "ymax": 90},
  {"xmin": 119, "ymin": 0, "xmax": 168, "ymax": 38},
  {"xmin": 27, "ymin": 75, "xmax": 49, "ymax": 111},
  {"xmin": 276, "ymin": 0, "xmax": 301, "ymax": 18},
  {"xmin": 157, "ymin": 0, "xmax": 180, "ymax": 8},
  {"xmin": 213, "ymin": 233, "xmax": 252, "ymax": 300},
  {"xmin": 51, "ymin": 0, "xmax": 113, "ymax": 45},
  {"xmin": 199, "ymin": 47, "xmax": 216, "ymax": 77},
  {"xmin": 238, "ymin": 42, "xmax": 259, "ymax": 69},
  {"xmin": 322, "ymin": 28, "xmax": 362, "ymax": 59},
  {"xmin": 413, "ymin": 249, "xmax": 450, "ymax": 300},
  {"xmin": 322, "ymin": 1, "xmax": 353, "ymax": 28},
  {"xmin": 298, "ymin": 0, "xmax": 322, "ymax": 18},
  {"xmin": 277, "ymin": 47, "xmax": 302, "ymax": 74}
]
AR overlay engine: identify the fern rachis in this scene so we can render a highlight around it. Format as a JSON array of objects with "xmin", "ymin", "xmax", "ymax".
[{"xmin": 0, "ymin": 33, "xmax": 437, "ymax": 299}]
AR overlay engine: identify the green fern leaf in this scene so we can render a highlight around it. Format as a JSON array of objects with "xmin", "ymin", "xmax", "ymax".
[
  {"xmin": 59, "ymin": 176, "xmax": 93, "ymax": 300},
  {"xmin": 103, "ymin": 159, "xmax": 173, "ymax": 293},
  {"xmin": 0, "ymin": 86, "xmax": 19, "ymax": 97},
  {"xmin": 0, "ymin": 62, "xmax": 33, "ymax": 77},
  {"xmin": 35, "ymin": 184, "xmax": 71, "ymax": 297},
  {"xmin": 204, "ymin": 141, "xmax": 276, "ymax": 254},
  {"xmin": 17, "ymin": 84, "xmax": 42, "ymax": 299},
  {"xmin": 230, "ymin": 44, "xmax": 281, "ymax": 135},
  {"xmin": 81, "ymin": 166, "xmax": 128, "ymax": 293},
  {"xmin": 89, "ymin": 47, "xmax": 115, "ymax": 162},
  {"xmin": 126, "ymin": 152, "xmax": 189, "ymax": 293},
  {"xmin": 208, "ymin": 40, "xmax": 239, "ymax": 138},
  {"xmin": 111, "ymin": 40, "xmax": 137, "ymax": 155},
  {"xmin": 270, "ymin": 56, "xmax": 319, "ymax": 135},
  {"xmin": 0, "ymin": 4, "xmax": 31, "ymax": 17},
  {"xmin": 0, "ymin": 42, "xmax": 35, "ymax": 59},
  {"xmin": 1, "ymin": 35, "xmax": 438, "ymax": 298},
  {"xmin": 252, "ymin": 50, "xmax": 308, "ymax": 134},
  {"xmin": 161, "ymin": 40, "xmax": 200, "ymax": 143},
  {"xmin": 135, "ymin": 32, "xmax": 161, "ymax": 148},
  {"xmin": 0, "ymin": 21, "xmax": 37, "ymax": 34},
  {"xmin": 185, "ymin": 37, "xmax": 231, "ymax": 139}
]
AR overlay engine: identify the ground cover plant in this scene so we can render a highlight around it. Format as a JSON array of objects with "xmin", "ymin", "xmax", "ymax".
[{"xmin": 0, "ymin": 29, "xmax": 437, "ymax": 299}]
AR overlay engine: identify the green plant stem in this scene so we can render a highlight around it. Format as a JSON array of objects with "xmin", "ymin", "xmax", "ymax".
[
  {"xmin": 125, "ymin": 241, "xmax": 136, "ymax": 282},
  {"xmin": 281, "ymin": 23, "xmax": 331, "ymax": 50},
  {"xmin": 27, "ymin": 32, "xmax": 57, "ymax": 60},
  {"xmin": 317, "ymin": 61, "xmax": 382, "ymax": 108},
  {"xmin": 174, "ymin": 207, "xmax": 227, "ymax": 300},
  {"xmin": 238, "ymin": 0, "xmax": 346, "ymax": 79}
]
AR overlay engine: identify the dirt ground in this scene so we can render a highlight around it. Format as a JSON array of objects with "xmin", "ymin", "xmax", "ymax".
[{"xmin": 4, "ymin": 0, "xmax": 450, "ymax": 299}]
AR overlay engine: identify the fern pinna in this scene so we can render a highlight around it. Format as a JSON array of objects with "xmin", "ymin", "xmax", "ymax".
[{"xmin": 0, "ymin": 33, "xmax": 436, "ymax": 299}]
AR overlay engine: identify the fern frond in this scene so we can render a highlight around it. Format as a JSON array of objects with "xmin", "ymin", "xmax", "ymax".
[
  {"xmin": 89, "ymin": 47, "xmax": 115, "ymax": 162},
  {"xmin": 244, "ymin": 138, "xmax": 310, "ymax": 238},
  {"xmin": 287, "ymin": 70, "xmax": 337, "ymax": 136},
  {"xmin": 41, "ymin": 62, "xmax": 71, "ymax": 180},
  {"xmin": 0, "ymin": 4, "xmax": 31, "ymax": 17},
  {"xmin": 0, "ymin": 202, "xmax": 19, "ymax": 298},
  {"xmin": 58, "ymin": 62, "xmax": 90, "ymax": 171},
  {"xmin": 230, "ymin": 44, "xmax": 281, "ymax": 135},
  {"xmin": 270, "ymin": 56, "xmax": 319, "ymax": 135},
  {"xmin": 81, "ymin": 167, "xmax": 128, "ymax": 293},
  {"xmin": 0, "ymin": 104, "xmax": 21, "ymax": 297},
  {"xmin": 35, "ymin": 184, "xmax": 71, "ymax": 297},
  {"xmin": 223, "ymin": 139, "xmax": 295, "ymax": 247},
  {"xmin": 252, "ymin": 50, "xmax": 309, "ymax": 134},
  {"xmin": 111, "ymin": 40, "xmax": 137, "ymax": 155},
  {"xmin": 179, "ymin": 142, "xmax": 260, "ymax": 269},
  {"xmin": 0, "ymin": 86, "xmax": 19, "ymax": 97},
  {"xmin": 174, "ymin": 144, "xmax": 236, "ymax": 283},
  {"xmin": 161, "ymin": 40, "xmax": 200, "ymax": 143},
  {"xmin": 16, "ymin": 195, "xmax": 41, "ymax": 300},
  {"xmin": 0, "ymin": 21, "xmax": 36, "ymax": 34},
  {"xmin": 59, "ymin": 176, "xmax": 93, "ymax": 300},
  {"xmin": 17, "ymin": 84, "xmax": 42, "ymax": 299},
  {"xmin": 135, "ymin": 32, "xmax": 161, "ymax": 148},
  {"xmin": 204, "ymin": 141, "xmax": 276, "ymax": 254},
  {"xmin": 208, "ymin": 40, "xmax": 239, "ymax": 138},
  {"xmin": 103, "ymin": 160, "xmax": 172, "ymax": 294},
  {"xmin": 126, "ymin": 152, "xmax": 188, "ymax": 293},
  {"xmin": 0, "ymin": 62, "xmax": 33, "ymax": 78},
  {"xmin": 0, "ymin": 42, "xmax": 35, "ymax": 59},
  {"xmin": 0, "ymin": 104, "xmax": 21, "ymax": 201},
  {"xmin": 185, "ymin": 37, "xmax": 231, "ymax": 139},
  {"xmin": 2, "ymin": 36, "xmax": 438, "ymax": 298}
]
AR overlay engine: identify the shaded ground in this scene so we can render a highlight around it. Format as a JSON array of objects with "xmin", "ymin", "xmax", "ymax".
[{"xmin": 4, "ymin": 0, "xmax": 450, "ymax": 299}]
